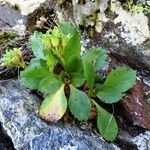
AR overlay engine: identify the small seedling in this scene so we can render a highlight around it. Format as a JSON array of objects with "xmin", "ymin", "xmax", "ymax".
[{"xmin": 1, "ymin": 22, "xmax": 136, "ymax": 141}]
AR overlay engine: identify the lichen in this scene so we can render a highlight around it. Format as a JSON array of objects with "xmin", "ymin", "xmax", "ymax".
[
  {"xmin": 124, "ymin": 0, "xmax": 150, "ymax": 14},
  {"xmin": 111, "ymin": 0, "xmax": 150, "ymax": 46},
  {"xmin": 4, "ymin": 0, "xmax": 46, "ymax": 15}
]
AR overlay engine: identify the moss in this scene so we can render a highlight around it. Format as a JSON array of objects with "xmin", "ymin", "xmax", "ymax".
[
  {"xmin": 123, "ymin": 0, "xmax": 150, "ymax": 14},
  {"xmin": 0, "ymin": 31, "xmax": 17, "ymax": 47}
]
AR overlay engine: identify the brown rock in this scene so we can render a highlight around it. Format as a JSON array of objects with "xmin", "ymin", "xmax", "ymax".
[{"xmin": 122, "ymin": 82, "xmax": 150, "ymax": 129}]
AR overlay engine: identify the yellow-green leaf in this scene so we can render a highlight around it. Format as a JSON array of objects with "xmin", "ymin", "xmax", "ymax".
[{"xmin": 39, "ymin": 84, "xmax": 67, "ymax": 122}]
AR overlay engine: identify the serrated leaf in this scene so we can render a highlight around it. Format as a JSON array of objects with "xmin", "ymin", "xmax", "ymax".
[
  {"xmin": 82, "ymin": 48, "xmax": 107, "ymax": 70},
  {"xmin": 65, "ymin": 56, "xmax": 84, "ymax": 74},
  {"xmin": 68, "ymin": 85, "xmax": 91, "ymax": 121},
  {"xmin": 97, "ymin": 67, "xmax": 136, "ymax": 103},
  {"xmin": 83, "ymin": 60, "xmax": 95, "ymax": 89},
  {"xmin": 70, "ymin": 73, "xmax": 85, "ymax": 87},
  {"xmin": 20, "ymin": 59, "xmax": 49, "ymax": 89},
  {"xmin": 39, "ymin": 84, "xmax": 67, "ymax": 122},
  {"xmin": 59, "ymin": 22, "xmax": 79, "ymax": 37},
  {"xmin": 93, "ymin": 100, "xmax": 118, "ymax": 141},
  {"xmin": 59, "ymin": 22, "xmax": 81, "ymax": 66},
  {"xmin": 29, "ymin": 32, "xmax": 45, "ymax": 59},
  {"xmin": 38, "ymin": 73, "xmax": 62, "ymax": 94}
]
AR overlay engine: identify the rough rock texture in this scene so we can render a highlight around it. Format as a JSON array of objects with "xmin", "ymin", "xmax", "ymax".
[
  {"xmin": 96, "ymin": 5, "xmax": 149, "ymax": 72},
  {"xmin": 122, "ymin": 82, "xmax": 150, "ymax": 129},
  {"xmin": 117, "ymin": 129, "xmax": 150, "ymax": 150},
  {"xmin": 0, "ymin": 79, "xmax": 118, "ymax": 150},
  {"xmin": 0, "ymin": 0, "xmax": 55, "ymax": 34},
  {"xmin": 4, "ymin": 0, "xmax": 47, "ymax": 15},
  {"xmin": 133, "ymin": 131, "xmax": 150, "ymax": 150},
  {"xmin": 0, "ymin": 124, "xmax": 14, "ymax": 150},
  {"xmin": 0, "ymin": 3, "xmax": 26, "ymax": 31}
]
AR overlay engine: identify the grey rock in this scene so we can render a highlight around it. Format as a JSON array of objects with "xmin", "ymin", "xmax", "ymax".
[
  {"xmin": 0, "ymin": 3, "xmax": 27, "ymax": 34},
  {"xmin": 0, "ymin": 4, "xmax": 26, "ymax": 28},
  {"xmin": 133, "ymin": 131, "xmax": 150, "ymax": 150},
  {"xmin": 0, "ymin": 1, "xmax": 55, "ymax": 34},
  {"xmin": 0, "ymin": 79, "xmax": 118, "ymax": 150},
  {"xmin": 117, "ymin": 129, "xmax": 150, "ymax": 150},
  {"xmin": 0, "ymin": 124, "xmax": 14, "ymax": 150}
]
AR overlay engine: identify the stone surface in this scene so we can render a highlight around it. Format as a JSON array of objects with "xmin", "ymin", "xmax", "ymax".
[
  {"xmin": 133, "ymin": 131, "xmax": 150, "ymax": 150},
  {"xmin": 0, "ymin": 79, "xmax": 118, "ymax": 150},
  {"xmin": 4, "ymin": 0, "xmax": 46, "ymax": 15},
  {"xmin": 89, "ymin": 1, "xmax": 150, "ymax": 71},
  {"xmin": 111, "ymin": 1, "xmax": 150, "ymax": 46},
  {"xmin": 0, "ymin": 124, "xmax": 14, "ymax": 150},
  {"xmin": 122, "ymin": 82, "xmax": 150, "ymax": 129},
  {"xmin": 0, "ymin": 2, "xmax": 27, "ymax": 34},
  {"xmin": 117, "ymin": 129, "xmax": 150, "ymax": 150},
  {"xmin": 0, "ymin": 0, "xmax": 55, "ymax": 34}
]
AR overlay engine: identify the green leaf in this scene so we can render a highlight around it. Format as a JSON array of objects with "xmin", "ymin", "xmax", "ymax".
[
  {"xmin": 83, "ymin": 60, "xmax": 95, "ymax": 89},
  {"xmin": 70, "ymin": 73, "xmax": 85, "ymax": 87},
  {"xmin": 68, "ymin": 85, "xmax": 91, "ymax": 121},
  {"xmin": 39, "ymin": 84, "xmax": 67, "ymax": 122},
  {"xmin": 45, "ymin": 50, "xmax": 55, "ymax": 72},
  {"xmin": 38, "ymin": 73, "xmax": 62, "ymax": 94},
  {"xmin": 20, "ymin": 59, "xmax": 49, "ymax": 89},
  {"xmin": 82, "ymin": 48, "xmax": 107, "ymax": 69},
  {"xmin": 93, "ymin": 100, "xmax": 118, "ymax": 141},
  {"xmin": 97, "ymin": 67, "xmax": 136, "ymax": 103},
  {"xmin": 65, "ymin": 56, "xmax": 84, "ymax": 74},
  {"xmin": 59, "ymin": 22, "xmax": 81, "ymax": 66},
  {"xmin": 95, "ymin": 53, "xmax": 107, "ymax": 70},
  {"xmin": 29, "ymin": 32, "xmax": 45, "ymax": 59},
  {"xmin": 59, "ymin": 22, "xmax": 79, "ymax": 37}
]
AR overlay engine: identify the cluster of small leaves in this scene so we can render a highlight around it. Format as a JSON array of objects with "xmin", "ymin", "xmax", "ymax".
[
  {"xmin": 1, "ymin": 22, "xmax": 136, "ymax": 141},
  {"xmin": 1, "ymin": 48, "xmax": 26, "ymax": 68}
]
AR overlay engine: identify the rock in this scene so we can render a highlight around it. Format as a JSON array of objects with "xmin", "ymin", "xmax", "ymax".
[
  {"xmin": 115, "ymin": 106, "xmax": 150, "ymax": 150},
  {"xmin": 89, "ymin": 0, "xmax": 150, "ymax": 71},
  {"xmin": 0, "ymin": 0, "xmax": 55, "ymax": 34},
  {"xmin": 132, "ymin": 131, "xmax": 150, "ymax": 150},
  {"xmin": 117, "ymin": 129, "xmax": 150, "ymax": 150},
  {"xmin": 122, "ymin": 82, "xmax": 150, "ymax": 129},
  {"xmin": 4, "ymin": 0, "xmax": 47, "ymax": 16},
  {"xmin": 0, "ymin": 79, "xmax": 118, "ymax": 150},
  {"xmin": 0, "ymin": 124, "xmax": 14, "ymax": 150},
  {"xmin": 0, "ymin": 2, "xmax": 27, "ymax": 34}
]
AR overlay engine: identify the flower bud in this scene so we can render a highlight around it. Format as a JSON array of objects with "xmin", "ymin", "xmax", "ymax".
[
  {"xmin": 43, "ymin": 36, "xmax": 52, "ymax": 49},
  {"xmin": 62, "ymin": 37, "xmax": 68, "ymax": 47},
  {"xmin": 51, "ymin": 36, "xmax": 59, "ymax": 47}
]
